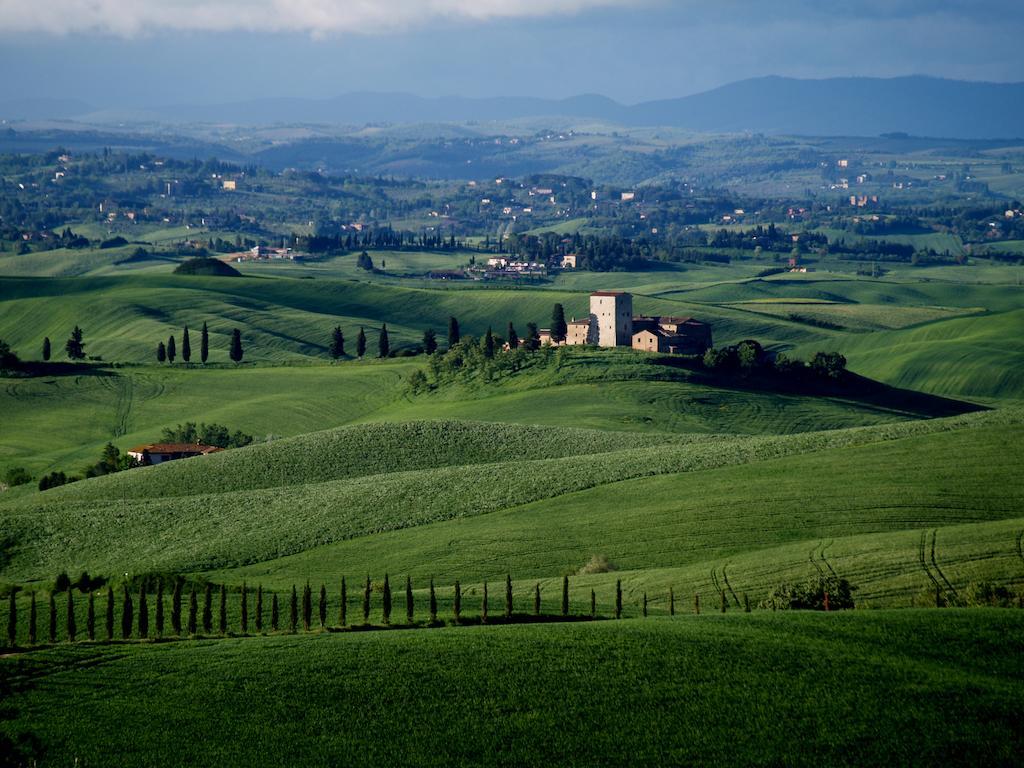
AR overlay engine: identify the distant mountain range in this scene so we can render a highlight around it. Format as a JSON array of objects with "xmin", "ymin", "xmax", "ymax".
[{"xmin": 2, "ymin": 76, "xmax": 1022, "ymax": 139}]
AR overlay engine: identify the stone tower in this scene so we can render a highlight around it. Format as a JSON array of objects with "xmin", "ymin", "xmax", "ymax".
[{"xmin": 589, "ymin": 291, "xmax": 633, "ymax": 347}]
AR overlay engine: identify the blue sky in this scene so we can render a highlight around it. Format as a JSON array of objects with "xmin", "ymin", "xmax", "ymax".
[{"xmin": 0, "ymin": 1, "xmax": 1021, "ymax": 107}]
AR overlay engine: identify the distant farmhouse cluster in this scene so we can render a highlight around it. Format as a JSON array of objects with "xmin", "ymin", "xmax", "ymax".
[
  {"xmin": 538, "ymin": 291, "xmax": 712, "ymax": 355},
  {"xmin": 127, "ymin": 443, "xmax": 223, "ymax": 465}
]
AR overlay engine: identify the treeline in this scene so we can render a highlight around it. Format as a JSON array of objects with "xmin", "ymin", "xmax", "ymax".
[
  {"xmin": 155, "ymin": 323, "xmax": 243, "ymax": 364},
  {"xmin": 702, "ymin": 340, "xmax": 848, "ymax": 381},
  {"xmin": 296, "ymin": 228, "xmax": 461, "ymax": 255}
]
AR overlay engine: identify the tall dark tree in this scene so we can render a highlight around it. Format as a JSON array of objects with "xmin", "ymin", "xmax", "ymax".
[
  {"xmin": 643, "ymin": 593, "xmax": 648, "ymax": 617},
  {"xmin": 48, "ymin": 592, "xmax": 57, "ymax": 643},
  {"xmin": 7, "ymin": 592, "xmax": 15, "ymax": 647},
  {"xmin": 362, "ymin": 576, "xmax": 371, "ymax": 624},
  {"xmin": 42, "ymin": 336, "xmax": 51, "ymax": 361},
  {"xmin": 240, "ymin": 583, "xmax": 249, "ymax": 634},
  {"xmin": 255, "ymin": 585, "xmax": 263, "ymax": 632},
  {"xmin": 156, "ymin": 341, "xmax": 166, "ymax": 363},
  {"xmin": 288, "ymin": 586, "xmax": 298, "ymax": 633},
  {"xmin": 229, "ymin": 329, "xmax": 243, "ymax": 363},
  {"xmin": 505, "ymin": 575, "xmax": 513, "ymax": 619},
  {"xmin": 551, "ymin": 303, "xmax": 568, "ymax": 343},
  {"xmin": 382, "ymin": 574, "xmax": 392, "ymax": 625},
  {"xmin": 429, "ymin": 578, "xmax": 437, "ymax": 624},
  {"xmin": 181, "ymin": 326, "xmax": 191, "ymax": 362},
  {"xmin": 200, "ymin": 321, "xmax": 209, "ymax": 364},
  {"xmin": 405, "ymin": 576, "xmax": 414, "ymax": 624},
  {"xmin": 453, "ymin": 580, "xmax": 461, "ymax": 623},
  {"xmin": 155, "ymin": 581, "xmax": 164, "ymax": 638},
  {"xmin": 448, "ymin": 316, "xmax": 460, "ymax": 349},
  {"xmin": 105, "ymin": 587, "xmax": 114, "ymax": 640},
  {"xmin": 481, "ymin": 581, "xmax": 489, "ymax": 624},
  {"xmin": 422, "ymin": 329, "xmax": 437, "ymax": 355},
  {"xmin": 202, "ymin": 583, "xmax": 213, "ymax": 634},
  {"xmin": 329, "ymin": 326, "xmax": 345, "ymax": 359},
  {"xmin": 561, "ymin": 575, "xmax": 569, "ymax": 616},
  {"xmin": 524, "ymin": 322, "xmax": 541, "ymax": 351},
  {"xmin": 339, "ymin": 578, "xmax": 347, "ymax": 627},
  {"xmin": 65, "ymin": 325, "xmax": 85, "ymax": 360},
  {"xmin": 590, "ymin": 589, "xmax": 596, "ymax": 618},
  {"xmin": 483, "ymin": 327, "xmax": 495, "ymax": 358},
  {"xmin": 166, "ymin": 335, "xmax": 176, "ymax": 364},
  {"xmin": 356, "ymin": 327, "xmax": 367, "ymax": 358},
  {"xmin": 138, "ymin": 584, "xmax": 148, "ymax": 639},
  {"xmin": 66, "ymin": 591, "xmax": 76, "ymax": 642},
  {"xmin": 318, "ymin": 584, "xmax": 327, "ymax": 629},
  {"xmin": 171, "ymin": 581, "xmax": 182, "ymax": 636},
  {"xmin": 533, "ymin": 584, "xmax": 541, "ymax": 616},
  {"xmin": 506, "ymin": 323, "xmax": 519, "ymax": 350},
  {"xmin": 302, "ymin": 582, "xmax": 312, "ymax": 631},
  {"xmin": 378, "ymin": 324, "xmax": 390, "ymax": 358},
  {"xmin": 670, "ymin": 587, "xmax": 676, "ymax": 616},
  {"xmin": 187, "ymin": 588, "xmax": 197, "ymax": 635},
  {"xmin": 219, "ymin": 584, "xmax": 228, "ymax": 634},
  {"xmin": 28, "ymin": 593, "xmax": 37, "ymax": 645},
  {"xmin": 615, "ymin": 580, "xmax": 622, "ymax": 619},
  {"xmin": 271, "ymin": 593, "xmax": 280, "ymax": 632},
  {"xmin": 121, "ymin": 587, "xmax": 133, "ymax": 639}
]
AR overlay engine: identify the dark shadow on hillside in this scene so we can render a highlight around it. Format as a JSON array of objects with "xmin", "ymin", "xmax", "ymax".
[
  {"xmin": 5, "ymin": 361, "xmax": 115, "ymax": 378},
  {"xmin": 647, "ymin": 356, "xmax": 985, "ymax": 419}
]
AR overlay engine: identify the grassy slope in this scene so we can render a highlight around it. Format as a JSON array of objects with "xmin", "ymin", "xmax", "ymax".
[{"xmin": 2, "ymin": 612, "xmax": 1022, "ymax": 767}]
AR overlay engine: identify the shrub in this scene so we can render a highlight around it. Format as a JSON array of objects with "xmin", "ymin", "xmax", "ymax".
[
  {"xmin": 577, "ymin": 554, "xmax": 616, "ymax": 576},
  {"xmin": 761, "ymin": 576, "xmax": 855, "ymax": 611},
  {"xmin": 3, "ymin": 467, "xmax": 31, "ymax": 487},
  {"xmin": 39, "ymin": 471, "xmax": 70, "ymax": 492}
]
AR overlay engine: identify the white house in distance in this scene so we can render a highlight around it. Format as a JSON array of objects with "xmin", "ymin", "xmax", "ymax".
[
  {"xmin": 539, "ymin": 291, "xmax": 712, "ymax": 354},
  {"xmin": 127, "ymin": 443, "xmax": 223, "ymax": 465}
]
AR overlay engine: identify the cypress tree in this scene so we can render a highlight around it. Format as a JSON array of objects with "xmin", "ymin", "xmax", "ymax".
[
  {"xmin": 202, "ymin": 584, "xmax": 212, "ymax": 634},
  {"xmin": 505, "ymin": 575, "xmax": 513, "ymax": 619},
  {"xmin": 422, "ymin": 328, "xmax": 437, "ymax": 355},
  {"xmin": 429, "ymin": 578, "xmax": 437, "ymax": 624},
  {"xmin": 42, "ymin": 336, "xmax": 51, "ymax": 361},
  {"xmin": 356, "ymin": 327, "xmax": 366, "ymax": 358},
  {"xmin": 171, "ymin": 581, "xmax": 182, "ymax": 636},
  {"xmin": 318, "ymin": 584, "xmax": 327, "ymax": 629},
  {"xmin": 481, "ymin": 581, "xmax": 488, "ymax": 623},
  {"xmin": 271, "ymin": 593, "xmax": 280, "ymax": 632},
  {"xmin": 591, "ymin": 589, "xmax": 596, "ymax": 618},
  {"xmin": 229, "ymin": 329, "xmax": 243, "ymax": 363},
  {"xmin": 670, "ymin": 587, "xmax": 676, "ymax": 616},
  {"xmin": 643, "ymin": 593, "xmax": 648, "ymax": 617},
  {"xmin": 138, "ymin": 584, "xmax": 148, "ymax": 639},
  {"xmin": 720, "ymin": 590, "xmax": 727, "ymax": 613},
  {"xmin": 156, "ymin": 341, "xmax": 166, "ymax": 363},
  {"xmin": 288, "ymin": 586, "xmax": 298, "ymax": 633},
  {"xmin": 405, "ymin": 576, "xmax": 414, "ymax": 624},
  {"xmin": 6, "ymin": 592, "xmax": 15, "ymax": 648},
  {"xmin": 302, "ymin": 582, "xmax": 312, "ymax": 631},
  {"xmin": 181, "ymin": 326, "xmax": 191, "ymax": 362},
  {"xmin": 694, "ymin": 593, "xmax": 701, "ymax": 615},
  {"xmin": 167, "ymin": 335, "xmax": 176, "ymax": 364},
  {"xmin": 561, "ymin": 576, "xmax": 569, "ymax": 616},
  {"xmin": 506, "ymin": 322, "xmax": 519, "ymax": 350},
  {"xmin": 28, "ymin": 593, "xmax": 37, "ymax": 645},
  {"xmin": 105, "ymin": 587, "xmax": 114, "ymax": 640},
  {"xmin": 121, "ymin": 587, "xmax": 133, "ymax": 639},
  {"xmin": 339, "ymin": 578, "xmax": 347, "ymax": 627},
  {"xmin": 551, "ymin": 303, "xmax": 568, "ymax": 343},
  {"xmin": 381, "ymin": 574, "xmax": 392, "ymax": 625},
  {"xmin": 483, "ymin": 327, "xmax": 495, "ymax": 358},
  {"xmin": 155, "ymin": 581, "xmax": 164, "ymax": 638},
  {"xmin": 255, "ymin": 585, "xmax": 263, "ymax": 632},
  {"xmin": 533, "ymin": 584, "xmax": 541, "ymax": 616},
  {"xmin": 200, "ymin": 321, "xmax": 209, "ymax": 364},
  {"xmin": 744, "ymin": 593, "xmax": 751, "ymax": 613},
  {"xmin": 67, "ymin": 591, "xmax": 76, "ymax": 642},
  {"xmin": 329, "ymin": 326, "xmax": 345, "ymax": 359},
  {"xmin": 219, "ymin": 584, "xmax": 228, "ymax": 634},
  {"xmin": 448, "ymin": 316, "xmax": 460, "ymax": 349},
  {"xmin": 362, "ymin": 576, "xmax": 371, "ymax": 624},
  {"xmin": 453, "ymin": 580, "xmax": 461, "ymax": 623},
  {"xmin": 48, "ymin": 592, "xmax": 56, "ymax": 643},
  {"xmin": 187, "ymin": 588, "xmax": 197, "ymax": 635},
  {"xmin": 615, "ymin": 580, "xmax": 622, "ymax": 620},
  {"xmin": 87, "ymin": 591, "xmax": 95, "ymax": 641},
  {"xmin": 241, "ymin": 583, "xmax": 249, "ymax": 634},
  {"xmin": 377, "ymin": 324, "xmax": 390, "ymax": 359}
]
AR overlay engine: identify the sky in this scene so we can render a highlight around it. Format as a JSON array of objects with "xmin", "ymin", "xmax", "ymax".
[{"xmin": 0, "ymin": 0, "xmax": 1022, "ymax": 107}]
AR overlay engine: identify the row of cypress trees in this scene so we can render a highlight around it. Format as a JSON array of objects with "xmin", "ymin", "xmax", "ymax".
[{"xmin": 6, "ymin": 575, "xmax": 707, "ymax": 648}]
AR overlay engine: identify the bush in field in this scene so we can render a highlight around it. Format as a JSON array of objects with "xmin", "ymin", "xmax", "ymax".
[
  {"xmin": 577, "ymin": 554, "xmax": 617, "ymax": 576},
  {"xmin": 761, "ymin": 576, "xmax": 855, "ymax": 611},
  {"xmin": 3, "ymin": 467, "xmax": 31, "ymax": 488}
]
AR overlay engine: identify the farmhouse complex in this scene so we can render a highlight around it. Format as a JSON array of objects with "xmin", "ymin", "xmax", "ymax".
[
  {"xmin": 127, "ymin": 443, "xmax": 224, "ymax": 465},
  {"xmin": 540, "ymin": 291, "xmax": 712, "ymax": 354}
]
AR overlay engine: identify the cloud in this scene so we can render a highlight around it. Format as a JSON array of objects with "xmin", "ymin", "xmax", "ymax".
[{"xmin": 0, "ymin": 0, "xmax": 640, "ymax": 36}]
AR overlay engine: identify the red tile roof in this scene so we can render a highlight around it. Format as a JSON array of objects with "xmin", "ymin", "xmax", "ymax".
[
  {"xmin": 590, "ymin": 291, "xmax": 627, "ymax": 297},
  {"xmin": 128, "ymin": 443, "xmax": 224, "ymax": 455}
]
